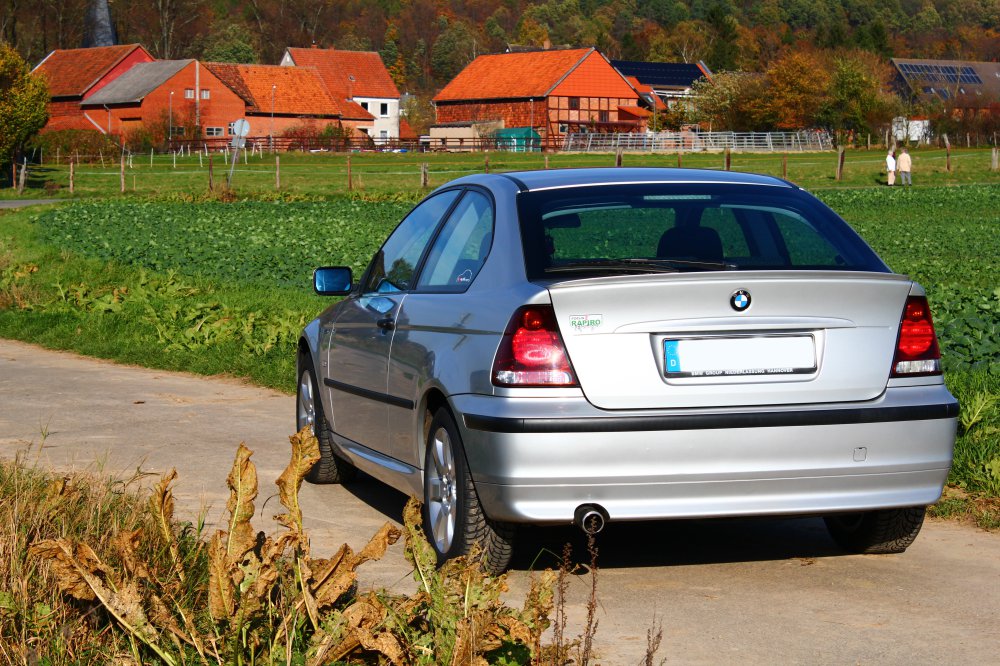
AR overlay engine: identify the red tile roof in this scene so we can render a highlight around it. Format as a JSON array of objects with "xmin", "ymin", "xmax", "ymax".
[
  {"xmin": 204, "ymin": 63, "xmax": 373, "ymax": 119},
  {"xmin": 434, "ymin": 48, "xmax": 596, "ymax": 102},
  {"xmin": 399, "ymin": 117, "xmax": 418, "ymax": 140},
  {"xmin": 285, "ymin": 48, "xmax": 400, "ymax": 99},
  {"xmin": 32, "ymin": 44, "xmax": 151, "ymax": 98}
]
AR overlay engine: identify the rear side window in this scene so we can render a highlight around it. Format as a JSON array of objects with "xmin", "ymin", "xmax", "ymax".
[
  {"xmin": 362, "ymin": 189, "xmax": 460, "ymax": 293},
  {"xmin": 517, "ymin": 184, "xmax": 887, "ymax": 279},
  {"xmin": 417, "ymin": 190, "xmax": 494, "ymax": 292}
]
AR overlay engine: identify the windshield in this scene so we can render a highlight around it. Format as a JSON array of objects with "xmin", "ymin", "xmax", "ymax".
[{"xmin": 516, "ymin": 183, "xmax": 889, "ymax": 279}]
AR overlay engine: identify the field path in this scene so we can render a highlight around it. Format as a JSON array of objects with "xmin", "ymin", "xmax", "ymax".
[{"xmin": 1, "ymin": 338, "xmax": 998, "ymax": 664}]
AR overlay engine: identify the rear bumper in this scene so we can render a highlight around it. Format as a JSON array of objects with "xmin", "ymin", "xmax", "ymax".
[{"xmin": 452, "ymin": 385, "xmax": 957, "ymax": 524}]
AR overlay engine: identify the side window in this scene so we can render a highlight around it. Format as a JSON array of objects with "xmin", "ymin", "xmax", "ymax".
[
  {"xmin": 416, "ymin": 191, "xmax": 494, "ymax": 292},
  {"xmin": 362, "ymin": 190, "xmax": 460, "ymax": 293}
]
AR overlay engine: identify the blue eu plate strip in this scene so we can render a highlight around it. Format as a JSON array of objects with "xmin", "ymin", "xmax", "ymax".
[{"xmin": 664, "ymin": 340, "xmax": 682, "ymax": 374}]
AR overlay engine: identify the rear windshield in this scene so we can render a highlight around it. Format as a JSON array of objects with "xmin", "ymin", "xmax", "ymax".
[{"xmin": 516, "ymin": 183, "xmax": 888, "ymax": 279}]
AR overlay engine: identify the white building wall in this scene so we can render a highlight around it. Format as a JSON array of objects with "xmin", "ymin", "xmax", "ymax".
[{"xmin": 355, "ymin": 97, "xmax": 399, "ymax": 143}]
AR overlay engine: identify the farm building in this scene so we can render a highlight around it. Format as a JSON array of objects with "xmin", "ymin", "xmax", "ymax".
[
  {"xmin": 280, "ymin": 47, "xmax": 400, "ymax": 144},
  {"xmin": 432, "ymin": 47, "xmax": 642, "ymax": 148},
  {"xmin": 611, "ymin": 60, "xmax": 712, "ymax": 109},
  {"xmin": 80, "ymin": 60, "xmax": 245, "ymax": 143},
  {"xmin": 32, "ymin": 44, "xmax": 154, "ymax": 133},
  {"xmin": 890, "ymin": 58, "xmax": 1000, "ymax": 118},
  {"xmin": 203, "ymin": 63, "xmax": 374, "ymax": 144}
]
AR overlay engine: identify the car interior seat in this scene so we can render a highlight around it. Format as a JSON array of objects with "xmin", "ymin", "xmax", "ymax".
[{"xmin": 657, "ymin": 218, "xmax": 724, "ymax": 262}]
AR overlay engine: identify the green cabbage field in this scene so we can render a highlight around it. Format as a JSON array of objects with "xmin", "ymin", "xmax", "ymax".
[{"xmin": 32, "ymin": 185, "xmax": 1000, "ymax": 372}]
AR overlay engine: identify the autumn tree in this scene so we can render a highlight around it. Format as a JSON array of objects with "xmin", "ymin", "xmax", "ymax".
[
  {"xmin": 821, "ymin": 50, "xmax": 899, "ymax": 136},
  {"xmin": 689, "ymin": 71, "xmax": 772, "ymax": 131},
  {"xmin": 0, "ymin": 43, "xmax": 47, "ymax": 171},
  {"xmin": 430, "ymin": 18, "xmax": 476, "ymax": 81},
  {"xmin": 765, "ymin": 50, "xmax": 830, "ymax": 129}
]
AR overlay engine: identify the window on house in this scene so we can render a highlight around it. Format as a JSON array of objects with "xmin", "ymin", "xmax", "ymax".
[
  {"xmin": 569, "ymin": 97, "xmax": 580, "ymax": 110},
  {"xmin": 227, "ymin": 122, "xmax": 235, "ymax": 135},
  {"xmin": 170, "ymin": 126, "xmax": 185, "ymax": 137},
  {"xmin": 380, "ymin": 102, "xmax": 389, "ymax": 116},
  {"xmin": 361, "ymin": 102, "xmax": 369, "ymax": 111},
  {"xmin": 184, "ymin": 89, "xmax": 194, "ymax": 99},
  {"xmin": 206, "ymin": 127, "xmax": 223, "ymax": 137},
  {"xmin": 201, "ymin": 89, "xmax": 210, "ymax": 100},
  {"xmin": 380, "ymin": 130, "xmax": 388, "ymax": 142},
  {"xmin": 599, "ymin": 110, "xmax": 609, "ymax": 123}
]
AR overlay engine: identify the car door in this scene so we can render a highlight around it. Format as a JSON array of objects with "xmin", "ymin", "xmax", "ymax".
[
  {"xmin": 386, "ymin": 189, "xmax": 495, "ymax": 465},
  {"xmin": 325, "ymin": 189, "xmax": 461, "ymax": 453}
]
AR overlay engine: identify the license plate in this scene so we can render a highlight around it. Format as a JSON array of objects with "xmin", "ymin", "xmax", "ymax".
[{"xmin": 664, "ymin": 336, "xmax": 816, "ymax": 378}]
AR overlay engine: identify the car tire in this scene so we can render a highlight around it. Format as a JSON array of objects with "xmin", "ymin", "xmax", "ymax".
[
  {"xmin": 423, "ymin": 408, "xmax": 514, "ymax": 575},
  {"xmin": 297, "ymin": 357, "xmax": 356, "ymax": 485},
  {"xmin": 823, "ymin": 506, "xmax": 927, "ymax": 554}
]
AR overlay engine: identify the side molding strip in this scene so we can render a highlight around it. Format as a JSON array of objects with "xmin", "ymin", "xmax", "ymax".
[{"xmin": 324, "ymin": 377, "xmax": 415, "ymax": 410}]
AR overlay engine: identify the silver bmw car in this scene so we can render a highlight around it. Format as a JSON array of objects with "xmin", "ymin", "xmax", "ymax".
[{"xmin": 297, "ymin": 167, "xmax": 958, "ymax": 573}]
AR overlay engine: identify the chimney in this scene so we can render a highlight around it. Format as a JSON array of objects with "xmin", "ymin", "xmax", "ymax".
[{"xmin": 84, "ymin": 0, "xmax": 117, "ymax": 47}]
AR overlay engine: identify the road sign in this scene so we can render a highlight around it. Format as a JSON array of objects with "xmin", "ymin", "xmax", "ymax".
[{"xmin": 232, "ymin": 118, "xmax": 250, "ymax": 137}]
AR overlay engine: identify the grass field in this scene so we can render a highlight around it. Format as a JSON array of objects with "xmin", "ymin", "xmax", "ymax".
[{"xmin": 6, "ymin": 146, "xmax": 1000, "ymax": 200}]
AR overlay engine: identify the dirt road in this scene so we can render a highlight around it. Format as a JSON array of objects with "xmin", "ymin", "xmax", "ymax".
[{"xmin": 1, "ymin": 338, "xmax": 997, "ymax": 664}]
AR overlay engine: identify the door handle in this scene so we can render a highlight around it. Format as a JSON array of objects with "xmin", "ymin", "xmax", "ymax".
[{"xmin": 376, "ymin": 317, "xmax": 395, "ymax": 331}]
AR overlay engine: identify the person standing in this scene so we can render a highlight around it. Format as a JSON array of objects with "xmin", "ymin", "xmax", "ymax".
[
  {"xmin": 886, "ymin": 149, "xmax": 896, "ymax": 186},
  {"xmin": 897, "ymin": 147, "xmax": 912, "ymax": 186}
]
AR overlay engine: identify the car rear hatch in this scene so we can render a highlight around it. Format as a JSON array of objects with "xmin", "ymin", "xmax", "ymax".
[{"xmin": 547, "ymin": 271, "xmax": 913, "ymax": 410}]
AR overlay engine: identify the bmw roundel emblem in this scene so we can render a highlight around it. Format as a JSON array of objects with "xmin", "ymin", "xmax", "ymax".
[{"xmin": 731, "ymin": 289, "xmax": 751, "ymax": 312}]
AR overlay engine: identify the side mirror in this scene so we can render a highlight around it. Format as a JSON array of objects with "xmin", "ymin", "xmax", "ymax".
[{"xmin": 313, "ymin": 266, "xmax": 353, "ymax": 296}]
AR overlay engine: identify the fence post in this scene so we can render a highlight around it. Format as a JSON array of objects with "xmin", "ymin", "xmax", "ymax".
[
  {"xmin": 484, "ymin": 153, "xmax": 490, "ymax": 173},
  {"xmin": 421, "ymin": 162, "xmax": 429, "ymax": 188},
  {"xmin": 120, "ymin": 156, "xmax": 125, "ymax": 193},
  {"xmin": 99, "ymin": 150, "xmax": 104, "ymax": 168},
  {"xmin": 56, "ymin": 148, "xmax": 60, "ymax": 165},
  {"xmin": 943, "ymin": 134, "xmax": 951, "ymax": 172},
  {"xmin": 676, "ymin": 151, "xmax": 682, "ymax": 168},
  {"xmin": 835, "ymin": 146, "xmax": 845, "ymax": 181},
  {"xmin": 208, "ymin": 155, "xmax": 214, "ymax": 190},
  {"xmin": 724, "ymin": 148, "xmax": 731, "ymax": 171},
  {"xmin": 69, "ymin": 159, "xmax": 74, "ymax": 194},
  {"xmin": 991, "ymin": 147, "xmax": 998, "ymax": 172},
  {"xmin": 544, "ymin": 154, "xmax": 549, "ymax": 169},
  {"xmin": 782, "ymin": 153, "xmax": 788, "ymax": 179},
  {"xmin": 173, "ymin": 151, "xmax": 176, "ymax": 169},
  {"xmin": 866, "ymin": 134, "xmax": 870, "ymax": 151},
  {"xmin": 275, "ymin": 155, "xmax": 280, "ymax": 190},
  {"xmin": 347, "ymin": 155, "xmax": 352, "ymax": 191}
]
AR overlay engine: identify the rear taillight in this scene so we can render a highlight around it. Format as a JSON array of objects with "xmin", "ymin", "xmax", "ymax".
[
  {"xmin": 891, "ymin": 295, "xmax": 942, "ymax": 377},
  {"xmin": 493, "ymin": 305, "xmax": 578, "ymax": 387}
]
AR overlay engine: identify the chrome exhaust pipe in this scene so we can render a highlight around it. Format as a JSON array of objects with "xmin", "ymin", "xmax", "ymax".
[{"xmin": 574, "ymin": 504, "xmax": 607, "ymax": 534}]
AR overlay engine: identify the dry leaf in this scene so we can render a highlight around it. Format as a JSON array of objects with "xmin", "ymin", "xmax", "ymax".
[
  {"xmin": 225, "ymin": 444, "xmax": 258, "ymax": 562},
  {"xmin": 275, "ymin": 427, "xmax": 320, "ymax": 535},
  {"xmin": 207, "ymin": 531, "xmax": 235, "ymax": 621},
  {"xmin": 29, "ymin": 539, "xmax": 109, "ymax": 602}
]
